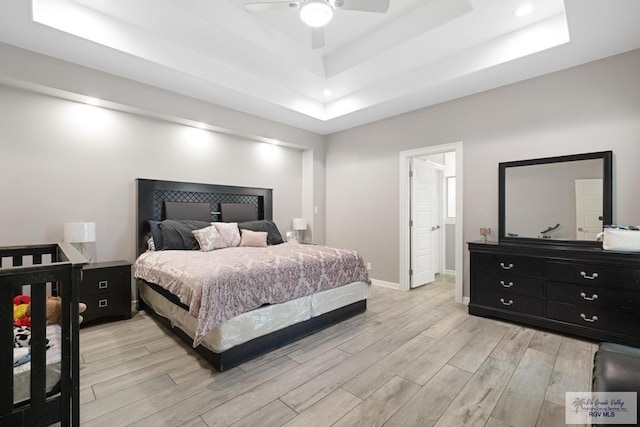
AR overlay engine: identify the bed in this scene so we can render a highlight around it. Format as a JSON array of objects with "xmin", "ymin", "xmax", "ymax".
[
  {"xmin": 135, "ymin": 178, "xmax": 370, "ymax": 371},
  {"xmin": 1, "ymin": 243, "xmax": 84, "ymax": 426}
]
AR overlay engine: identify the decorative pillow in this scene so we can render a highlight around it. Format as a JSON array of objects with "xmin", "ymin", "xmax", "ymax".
[
  {"xmin": 193, "ymin": 225, "xmax": 228, "ymax": 252},
  {"xmin": 240, "ymin": 229, "xmax": 268, "ymax": 247},
  {"xmin": 160, "ymin": 219, "xmax": 211, "ymax": 250},
  {"xmin": 237, "ymin": 219, "xmax": 285, "ymax": 245},
  {"xmin": 213, "ymin": 222, "xmax": 241, "ymax": 247},
  {"xmin": 149, "ymin": 220, "xmax": 163, "ymax": 250}
]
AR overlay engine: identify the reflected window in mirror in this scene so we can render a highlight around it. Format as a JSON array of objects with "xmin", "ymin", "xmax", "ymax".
[{"xmin": 447, "ymin": 176, "xmax": 456, "ymax": 218}]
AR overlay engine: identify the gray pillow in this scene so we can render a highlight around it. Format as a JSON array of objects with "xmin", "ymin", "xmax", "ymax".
[
  {"xmin": 149, "ymin": 220, "xmax": 163, "ymax": 250},
  {"xmin": 238, "ymin": 220, "xmax": 284, "ymax": 245},
  {"xmin": 160, "ymin": 220, "xmax": 210, "ymax": 250}
]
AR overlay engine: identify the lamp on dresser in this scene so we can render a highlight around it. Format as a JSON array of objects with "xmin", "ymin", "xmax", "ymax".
[{"xmin": 64, "ymin": 221, "xmax": 96, "ymax": 263}]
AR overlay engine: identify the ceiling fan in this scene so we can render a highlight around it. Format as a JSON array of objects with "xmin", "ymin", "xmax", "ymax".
[{"xmin": 243, "ymin": 0, "xmax": 390, "ymax": 48}]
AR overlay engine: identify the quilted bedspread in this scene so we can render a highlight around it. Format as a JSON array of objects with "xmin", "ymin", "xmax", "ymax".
[{"xmin": 133, "ymin": 242, "xmax": 370, "ymax": 346}]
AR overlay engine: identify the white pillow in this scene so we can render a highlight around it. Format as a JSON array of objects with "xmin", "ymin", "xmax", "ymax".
[
  {"xmin": 192, "ymin": 225, "xmax": 228, "ymax": 252},
  {"xmin": 213, "ymin": 222, "xmax": 241, "ymax": 247},
  {"xmin": 240, "ymin": 229, "xmax": 268, "ymax": 247}
]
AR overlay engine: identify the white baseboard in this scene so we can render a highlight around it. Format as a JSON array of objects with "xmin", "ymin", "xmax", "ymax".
[
  {"xmin": 371, "ymin": 279, "xmax": 400, "ymax": 290},
  {"xmin": 445, "ymin": 269, "xmax": 456, "ymax": 276},
  {"xmin": 462, "ymin": 296, "xmax": 470, "ymax": 305}
]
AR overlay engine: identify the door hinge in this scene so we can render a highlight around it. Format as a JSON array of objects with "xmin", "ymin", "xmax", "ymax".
[
  {"xmin": 409, "ymin": 220, "xmax": 413, "ymax": 227},
  {"xmin": 409, "ymin": 269, "xmax": 413, "ymax": 276},
  {"xmin": 409, "ymin": 170, "xmax": 413, "ymax": 178}
]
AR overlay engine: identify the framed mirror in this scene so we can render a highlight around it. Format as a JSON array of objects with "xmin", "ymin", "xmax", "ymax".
[{"xmin": 499, "ymin": 151, "xmax": 612, "ymax": 246}]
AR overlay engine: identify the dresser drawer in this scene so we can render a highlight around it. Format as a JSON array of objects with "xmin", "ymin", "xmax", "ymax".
[
  {"xmin": 476, "ymin": 271, "xmax": 544, "ymax": 297},
  {"xmin": 618, "ymin": 268, "xmax": 640, "ymax": 290},
  {"xmin": 474, "ymin": 254, "xmax": 545, "ymax": 277},
  {"xmin": 82, "ymin": 266, "xmax": 128, "ymax": 296},
  {"xmin": 81, "ymin": 292, "xmax": 124, "ymax": 322},
  {"xmin": 547, "ymin": 301, "xmax": 640, "ymax": 336},
  {"xmin": 547, "ymin": 261, "xmax": 616, "ymax": 287},
  {"xmin": 475, "ymin": 290, "xmax": 544, "ymax": 317},
  {"xmin": 547, "ymin": 281, "xmax": 638, "ymax": 312}
]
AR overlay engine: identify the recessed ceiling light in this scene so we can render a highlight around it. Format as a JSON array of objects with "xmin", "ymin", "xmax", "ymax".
[
  {"xmin": 323, "ymin": 89, "xmax": 333, "ymax": 97},
  {"xmin": 513, "ymin": 4, "xmax": 534, "ymax": 17}
]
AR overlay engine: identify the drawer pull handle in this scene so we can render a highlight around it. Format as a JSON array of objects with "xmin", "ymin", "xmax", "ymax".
[
  {"xmin": 99, "ymin": 280, "xmax": 108, "ymax": 289},
  {"xmin": 580, "ymin": 292, "xmax": 598, "ymax": 301},
  {"xmin": 580, "ymin": 271, "xmax": 599, "ymax": 280},
  {"xmin": 580, "ymin": 313, "xmax": 598, "ymax": 322},
  {"xmin": 500, "ymin": 281, "xmax": 514, "ymax": 288},
  {"xmin": 98, "ymin": 299, "xmax": 108, "ymax": 308},
  {"xmin": 500, "ymin": 263, "xmax": 514, "ymax": 270},
  {"xmin": 499, "ymin": 298, "xmax": 514, "ymax": 306}
]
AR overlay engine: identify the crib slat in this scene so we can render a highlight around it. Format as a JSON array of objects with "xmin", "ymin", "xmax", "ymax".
[
  {"xmin": 30, "ymin": 283, "xmax": 47, "ymax": 408},
  {"xmin": 0, "ymin": 284, "xmax": 14, "ymax": 416},
  {"xmin": 33, "ymin": 254, "xmax": 42, "ymax": 265}
]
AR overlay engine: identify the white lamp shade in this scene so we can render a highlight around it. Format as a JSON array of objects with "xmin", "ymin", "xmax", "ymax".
[
  {"xmin": 292, "ymin": 218, "xmax": 307, "ymax": 231},
  {"xmin": 64, "ymin": 222, "xmax": 96, "ymax": 243},
  {"xmin": 300, "ymin": 0, "xmax": 333, "ymax": 27}
]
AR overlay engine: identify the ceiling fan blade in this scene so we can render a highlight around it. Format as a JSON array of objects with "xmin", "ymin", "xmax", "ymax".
[
  {"xmin": 311, "ymin": 27, "xmax": 325, "ymax": 49},
  {"xmin": 244, "ymin": 1, "xmax": 300, "ymax": 13},
  {"xmin": 340, "ymin": 0, "xmax": 389, "ymax": 13}
]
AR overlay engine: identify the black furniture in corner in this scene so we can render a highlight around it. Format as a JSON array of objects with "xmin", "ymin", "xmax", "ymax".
[
  {"xmin": 469, "ymin": 241, "xmax": 640, "ymax": 347},
  {"xmin": 81, "ymin": 261, "xmax": 132, "ymax": 324}
]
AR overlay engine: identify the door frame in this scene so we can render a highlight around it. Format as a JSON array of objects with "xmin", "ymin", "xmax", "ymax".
[{"xmin": 399, "ymin": 141, "xmax": 464, "ymax": 303}]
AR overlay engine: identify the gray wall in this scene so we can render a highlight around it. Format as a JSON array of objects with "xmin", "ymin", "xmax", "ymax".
[
  {"xmin": 445, "ymin": 224, "xmax": 455, "ymax": 271},
  {"xmin": 325, "ymin": 49, "xmax": 640, "ymax": 296},
  {"xmin": 0, "ymin": 84, "xmax": 303, "ymax": 265},
  {"xmin": 0, "ymin": 42, "xmax": 327, "ymax": 251}
]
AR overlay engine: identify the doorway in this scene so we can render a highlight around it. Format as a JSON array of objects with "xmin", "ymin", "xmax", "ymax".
[{"xmin": 399, "ymin": 142, "xmax": 464, "ymax": 303}]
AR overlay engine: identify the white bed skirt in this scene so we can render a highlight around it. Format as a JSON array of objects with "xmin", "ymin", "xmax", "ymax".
[{"xmin": 139, "ymin": 281, "xmax": 369, "ymax": 353}]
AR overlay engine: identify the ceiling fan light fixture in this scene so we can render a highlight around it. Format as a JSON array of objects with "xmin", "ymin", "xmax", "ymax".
[{"xmin": 300, "ymin": 0, "xmax": 333, "ymax": 28}]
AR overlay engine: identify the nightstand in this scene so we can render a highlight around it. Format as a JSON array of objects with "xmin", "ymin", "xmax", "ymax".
[{"xmin": 80, "ymin": 261, "xmax": 132, "ymax": 324}]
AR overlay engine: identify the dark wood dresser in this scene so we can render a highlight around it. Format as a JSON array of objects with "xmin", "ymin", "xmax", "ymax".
[
  {"xmin": 469, "ymin": 241, "xmax": 640, "ymax": 346},
  {"xmin": 81, "ymin": 261, "xmax": 132, "ymax": 324}
]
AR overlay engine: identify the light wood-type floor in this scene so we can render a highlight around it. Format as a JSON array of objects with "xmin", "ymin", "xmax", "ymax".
[{"xmin": 77, "ymin": 275, "xmax": 597, "ymax": 426}]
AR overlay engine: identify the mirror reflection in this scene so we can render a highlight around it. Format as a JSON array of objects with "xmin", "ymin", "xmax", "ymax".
[{"xmin": 504, "ymin": 159, "xmax": 604, "ymax": 240}]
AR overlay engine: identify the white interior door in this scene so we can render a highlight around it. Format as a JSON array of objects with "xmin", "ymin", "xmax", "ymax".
[
  {"xmin": 575, "ymin": 178, "xmax": 603, "ymax": 240},
  {"xmin": 411, "ymin": 158, "xmax": 439, "ymax": 288}
]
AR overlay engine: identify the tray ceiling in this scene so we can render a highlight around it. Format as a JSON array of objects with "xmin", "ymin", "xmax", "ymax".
[{"xmin": 0, "ymin": 0, "xmax": 639, "ymax": 134}]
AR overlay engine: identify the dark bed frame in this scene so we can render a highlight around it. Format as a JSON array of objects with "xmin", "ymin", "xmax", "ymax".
[
  {"xmin": 135, "ymin": 178, "xmax": 366, "ymax": 371},
  {"xmin": 0, "ymin": 243, "xmax": 84, "ymax": 426}
]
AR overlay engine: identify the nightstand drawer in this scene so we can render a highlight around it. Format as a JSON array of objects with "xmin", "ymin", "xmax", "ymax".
[
  {"xmin": 80, "ymin": 261, "xmax": 131, "ymax": 324},
  {"xmin": 81, "ymin": 292, "xmax": 124, "ymax": 322},
  {"xmin": 82, "ymin": 267, "xmax": 127, "ymax": 296}
]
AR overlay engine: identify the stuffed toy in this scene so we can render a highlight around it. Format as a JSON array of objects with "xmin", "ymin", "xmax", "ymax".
[
  {"xmin": 14, "ymin": 295, "xmax": 87, "ymax": 327},
  {"xmin": 13, "ymin": 295, "xmax": 32, "ymax": 327},
  {"xmin": 26, "ymin": 297, "xmax": 88, "ymax": 324}
]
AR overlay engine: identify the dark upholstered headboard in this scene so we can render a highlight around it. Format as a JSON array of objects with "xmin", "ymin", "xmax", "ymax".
[{"xmin": 136, "ymin": 179, "xmax": 273, "ymax": 256}]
